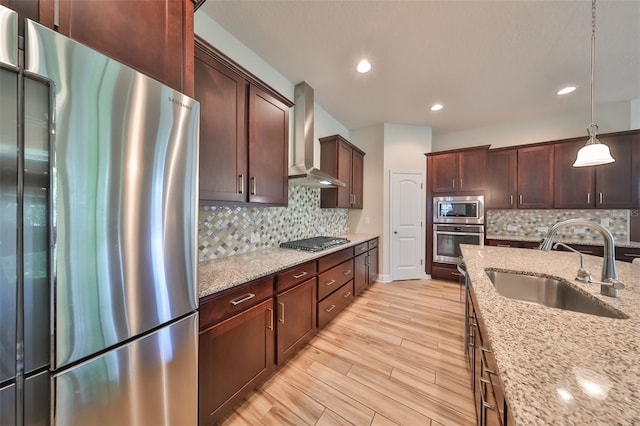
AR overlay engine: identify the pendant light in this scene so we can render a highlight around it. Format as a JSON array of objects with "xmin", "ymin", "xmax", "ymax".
[{"xmin": 573, "ymin": 0, "xmax": 615, "ymax": 167}]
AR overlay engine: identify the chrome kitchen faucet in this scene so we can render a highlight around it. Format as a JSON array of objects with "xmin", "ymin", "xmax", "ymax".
[{"xmin": 539, "ymin": 218, "xmax": 624, "ymax": 297}]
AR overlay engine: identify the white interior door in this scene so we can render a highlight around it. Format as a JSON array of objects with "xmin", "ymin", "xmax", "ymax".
[{"xmin": 390, "ymin": 171, "xmax": 425, "ymax": 281}]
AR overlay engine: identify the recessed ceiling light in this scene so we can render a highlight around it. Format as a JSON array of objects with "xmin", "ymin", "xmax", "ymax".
[
  {"xmin": 356, "ymin": 59, "xmax": 371, "ymax": 74},
  {"xmin": 431, "ymin": 104, "xmax": 443, "ymax": 111},
  {"xmin": 557, "ymin": 86, "xmax": 577, "ymax": 95}
]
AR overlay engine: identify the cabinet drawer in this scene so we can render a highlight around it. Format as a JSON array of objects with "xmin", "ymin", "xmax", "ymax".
[
  {"xmin": 276, "ymin": 261, "xmax": 317, "ymax": 293},
  {"xmin": 431, "ymin": 263, "xmax": 463, "ymax": 282},
  {"xmin": 615, "ymin": 247, "xmax": 640, "ymax": 262},
  {"xmin": 354, "ymin": 242, "xmax": 368, "ymax": 256},
  {"xmin": 199, "ymin": 276, "xmax": 274, "ymax": 330},
  {"xmin": 317, "ymin": 281, "xmax": 354, "ymax": 329},
  {"xmin": 368, "ymin": 238, "xmax": 378, "ymax": 249},
  {"xmin": 318, "ymin": 247, "xmax": 353, "ymax": 272},
  {"xmin": 318, "ymin": 259, "xmax": 354, "ymax": 301}
]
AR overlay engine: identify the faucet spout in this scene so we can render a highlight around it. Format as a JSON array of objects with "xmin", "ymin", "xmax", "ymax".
[{"xmin": 538, "ymin": 218, "xmax": 619, "ymax": 284}]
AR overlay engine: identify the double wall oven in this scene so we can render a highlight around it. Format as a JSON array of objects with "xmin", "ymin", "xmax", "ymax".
[{"xmin": 433, "ymin": 195, "xmax": 484, "ymax": 264}]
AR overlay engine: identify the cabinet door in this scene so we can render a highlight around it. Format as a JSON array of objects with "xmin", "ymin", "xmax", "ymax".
[
  {"xmin": 354, "ymin": 253, "xmax": 367, "ymax": 296},
  {"xmin": 199, "ymin": 299, "xmax": 275, "ymax": 425},
  {"xmin": 351, "ymin": 149, "xmax": 364, "ymax": 208},
  {"xmin": 595, "ymin": 134, "xmax": 639, "ymax": 208},
  {"xmin": 336, "ymin": 142, "xmax": 353, "ymax": 207},
  {"xmin": 276, "ymin": 278, "xmax": 316, "ymax": 365},
  {"xmin": 517, "ymin": 145, "xmax": 554, "ymax": 208},
  {"xmin": 458, "ymin": 149, "xmax": 486, "ymax": 192},
  {"xmin": 40, "ymin": 0, "xmax": 193, "ymax": 95},
  {"xmin": 195, "ymin": 48, "xmax": 248, "ymax": 203},
  {"xmin": 486, "ymin": 149, "xmax": 517, "ymax": 209},
  {"xmin": 554, "ymin": 140, "xmax": 595, "ymax": 208},
  {"xmin": 248, "ymin": 85, "xmax": 289, "ymax": 205},
  {"xmin": 368, "ymin": 247, "xmax": 379, "ymax": 285},
  {"xmin": 431, "ymin": 153, "xmax": 458, "ymax": 193}
]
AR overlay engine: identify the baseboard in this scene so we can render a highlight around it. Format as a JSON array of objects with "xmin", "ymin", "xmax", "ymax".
[{"xmin": 375, "ymin": 274, "xmax": 392, "ymax": 283}]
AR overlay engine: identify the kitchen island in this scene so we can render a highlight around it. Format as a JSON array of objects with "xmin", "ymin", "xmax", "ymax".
[{"xmin": 461, "ymin": 244, "xmax": 640, "ymax": 425}]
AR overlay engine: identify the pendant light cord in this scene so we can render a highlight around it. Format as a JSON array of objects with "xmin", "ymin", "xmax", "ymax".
[{"xmin": 589, "ymin": 0, "xmax": 597, "ymax": 139}]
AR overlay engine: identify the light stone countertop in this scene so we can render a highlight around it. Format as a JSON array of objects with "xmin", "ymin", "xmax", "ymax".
[
  {"xmin": 198, "ymin": 233, "xmax": 378, "ymax": 299},
  {"xmin": 486, "ymin": 233, "xmax": 640, "ymax": 249},
  {"xmin": 460, "ymin": 244, "xmax": 640, "ymax": 425}
]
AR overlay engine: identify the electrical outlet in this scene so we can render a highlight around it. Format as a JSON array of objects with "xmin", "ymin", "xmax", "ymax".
[
  {"xmin": 364, "ymin": 216, "xmax": 370, "ymax": 225},
  {"xmin": 250, "ymin": 232, "xmax": 261, "ymax": 243},
  {"xmin": 601, "ymin": 217, "xmax": 610, "ymax": 227},
  {"xmin": 507, "ymin": 225, "xmax": 518, "ymax": 232}
]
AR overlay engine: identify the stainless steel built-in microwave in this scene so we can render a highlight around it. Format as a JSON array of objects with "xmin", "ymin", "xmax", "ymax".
[{"xmin": 433, "ymin": 195, "xmax": 485, "ymax": 224}]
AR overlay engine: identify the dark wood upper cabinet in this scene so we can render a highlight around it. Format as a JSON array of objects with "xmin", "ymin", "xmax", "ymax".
[
  {"xmin": 517, "ymin": 145, "xmax": 554, "ymax": 208},
  {"xmin": 553, "ymin": 131, "xmax": 639, "ymax": 209},
  {"xmin": 195, "ymin": 49, "xmax": 247, "ymax": 203},
  {"xmin": 430, "ymin": 153, "xmax": 458, "ymax": 193},
  {"xmin": 429, "ymin": 147, "xmax": 488, "ymax": 194},
  {"xmin": 594, "ymin": 133, "xmax": 639, "ymax": 209},
  {"xmin": 351, "ymin": 150, "xmax": 364, "ymax": 209},
  {"xmin": 247, "ymin": 85, "xmax": 289, "ymax": 205},
  {"xmin": 195, "ymin": 38, "xmax": 293, "ymax": 206},
  {"xmin": 486, "ymin": 148, "xmax": 518, "ymax": 209},
  {"xmin": 320, "ymin": 134, "xmax": 366, "ymax": 209},
  {"xmin": 554, "ymin": 140, "xmax": 595, "ymax": 208},
  {"xmin": 34, "ymin": 0, "xmax": 194, "ymax": 96}
]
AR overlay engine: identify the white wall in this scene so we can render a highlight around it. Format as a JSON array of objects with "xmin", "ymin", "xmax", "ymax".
[
  {"xmin": 631, "ymin": 98, "xmax": 640, "ymax": 129},
  {"xmin": 350, "ymin": 124, "xmax": 432, "ymax": 281},
  {"xmin": 314, "ymin": 103, "xmax": 351, "ymax": 168},
  {"xmin": 433, "ymin": 100, "xmax": 634, "ymax": 151}
]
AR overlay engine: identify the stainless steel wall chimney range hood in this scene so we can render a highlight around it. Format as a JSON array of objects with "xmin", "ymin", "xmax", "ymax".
[{"xmin": 288, "ymin": 82, "xmax": 346, "ymax": 188}]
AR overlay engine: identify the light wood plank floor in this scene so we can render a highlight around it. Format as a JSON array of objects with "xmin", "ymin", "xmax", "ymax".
[{"xmin": 219, "ymin": 279, "xmax": 475, "ymax": 426}]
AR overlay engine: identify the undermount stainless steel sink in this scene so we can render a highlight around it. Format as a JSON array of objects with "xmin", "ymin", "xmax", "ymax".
[{"xmin": 485, "ymin": 270, "xmax": 628, "ymax": 319}]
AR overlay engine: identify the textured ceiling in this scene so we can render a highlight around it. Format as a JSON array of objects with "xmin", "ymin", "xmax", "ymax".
[{"xmin": 198, "ymin": 0, "xmax": 640, "ymax": 135}]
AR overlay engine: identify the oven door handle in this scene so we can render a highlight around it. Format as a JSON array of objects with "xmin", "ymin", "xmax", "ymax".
[{"xmin": 434, "ymin": 231, "xmax": 485, "ymax": 237}]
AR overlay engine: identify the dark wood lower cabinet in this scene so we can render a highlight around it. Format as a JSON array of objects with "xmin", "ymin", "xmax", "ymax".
[
  {"xmin": 354, "ymin": 252, "xmax": 367, "ymax": 297},
  {"xmin": 318, "ymin": 281, "xmax": 354, "ymax": 329},
  {"xmin": 199, "ymin": 298, "xmax": 275, "ymax": 425},
  {"xmin": 198, "ymin": 238, "xmax": 378, "ymax": 423},
  {"xmin": 467, "ymin": 283, "xmax": 513, "ymax": 426},
  {"xmin": 276, "ymin": 277, "xmax": 316, "ymax": 365}
]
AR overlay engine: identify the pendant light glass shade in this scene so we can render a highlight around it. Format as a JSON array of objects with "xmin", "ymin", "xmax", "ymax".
[
  {"xmin": 573, "ymin": 137, "xmax": 615, "ymax": 167},
  {"xmin": 572, "ymin": 0, "xmax": 615, "ymax": 168}
]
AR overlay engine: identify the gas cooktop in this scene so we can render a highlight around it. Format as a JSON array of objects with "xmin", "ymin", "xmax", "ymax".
[{"xmin": 279, "ymin": 236, "xmax": 350, "ymax": 252}]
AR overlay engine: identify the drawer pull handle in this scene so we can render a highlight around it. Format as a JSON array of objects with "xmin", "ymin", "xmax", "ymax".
[
  {"xmin": 325, "ymin": 304, "xmax": 336, "ymax": 313},
  {"xmin": 343, "ymin": 292, "xmax": 351, "ymax": 298},
  {"xmin": 496, "ymin": 244, "xmax": 511, "ymax": 247},
  {"xmin": 267, "ymin": 308, "xmax": 273, "ymax": 330},
  {"xmin": 292, "ymin": 271, "xmax": 308, "ymax": 279},
  {"xmin": 278, "ymin": 302, "xmax": 285, "ymax": 324},
  {"xmin": 325, "ymin": 279, "xmax": 336, "ymax": 286},
  {"xmin": 343, "ymin": 270, "xmax": 352, "ymax": 275},
  {"xmin": 230, "ymin": 293, "xmax": 256, "ymax": 306},
  {"xmin": 624, "ymin": 253, "xmax": 640, "ymax": 258}
]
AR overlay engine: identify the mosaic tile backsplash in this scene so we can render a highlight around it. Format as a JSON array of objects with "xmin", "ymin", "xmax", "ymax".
[
  {"xmin": 198, "ymin": 185, "xmax": 349, "ymax": 262},
  {"xmin": 487, "ymin": 209, "xmax": 629, "ymax": 242}
]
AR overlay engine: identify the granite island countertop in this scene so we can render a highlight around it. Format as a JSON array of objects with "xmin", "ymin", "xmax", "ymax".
[
  {"xmin": 486, "ymin": 233, "xmax": 640, "ymax": 249},
  {"xmin": 460, "ymin": 244, "xmax": 640, "ymax": 425},
  {"xmin": 198, "ymin": 233, "xmax": 378, "ymax": 299}
]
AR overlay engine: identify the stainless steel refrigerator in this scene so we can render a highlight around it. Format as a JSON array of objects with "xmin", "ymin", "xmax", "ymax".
[{"xmin": 0, "ymin": 6, "xmax": 199, "ymax": 425}]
